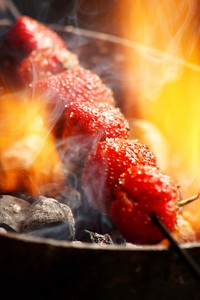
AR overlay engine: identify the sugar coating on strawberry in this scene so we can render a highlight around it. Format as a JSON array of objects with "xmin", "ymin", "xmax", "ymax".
[
  {"xmin": 18, "ymin": 48, "xmax": 79, "ymax": 85},
  {"xmin": 0, "ymin": 16, "xmax": 79, "ymax": 89},
  {"xmin": 30, "ymin": 67, "xmax": 115, "ymax": 107},
  {"xmin": 62, "ymin": 101, "xmax": 129, "ymax": 171},
  {"xmin": 82, "ymin": 138, "xmax": 157, "ymax": 214},
  {"xmin": 64, "ymin": 100, "xmax": 129, "ymax": 140},
  {"xmin": 111, "ymin": 165, "xmax": 178, "ymax": 244}
]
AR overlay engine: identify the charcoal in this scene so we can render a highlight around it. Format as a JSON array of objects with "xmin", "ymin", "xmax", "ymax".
[
  {"xmin": 0, "ymin": 195, "xmax": 30, "ymax": 232},
  {"xmin": 22, "ymin": 196, "xmax": 75, "ymax": 240},
  {"xmin": 85, "ymin": 230, "xmax": 113, "ymax": 245}
]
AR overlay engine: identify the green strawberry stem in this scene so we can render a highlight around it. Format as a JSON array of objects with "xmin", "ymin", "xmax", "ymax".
[
  {"xmin": 152, "ymin": 214, "xmax": 200, "ymax": 281},
  {"xmin": 178, "ymin": 193, "xmax": 200, "ymax": 207}
]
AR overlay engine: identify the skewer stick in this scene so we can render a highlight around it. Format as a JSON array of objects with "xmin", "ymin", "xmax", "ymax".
[{"xmin": 152, "ymin": 215, "xmax": 200, "ymax": 281}]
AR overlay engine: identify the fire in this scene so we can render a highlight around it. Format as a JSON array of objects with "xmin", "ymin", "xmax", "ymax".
[
  {"xmin": 117, "ymin": 0, "xmax": 200, "ymax": 197},
  {"xmin": 0, "ymin": 91, "xmax": 64, "ymax": 196},
  {"xmin": 143, "ymin": 67, "xmax": 200, "ymax": 195}
]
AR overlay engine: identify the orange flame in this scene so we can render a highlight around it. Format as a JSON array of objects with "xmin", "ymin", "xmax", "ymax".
[
  {"xmin": 117, "ymin": 0, "xmax": 200, "ymax": 198},
  {"xmin": 0, "ymin": 91, "xmax": 64, "ymax": 196}
]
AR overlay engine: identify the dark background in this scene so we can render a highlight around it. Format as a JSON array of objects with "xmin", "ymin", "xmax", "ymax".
[{"xmin": 7, "ymin": 0, "xmax": 125, "ymax": 36}]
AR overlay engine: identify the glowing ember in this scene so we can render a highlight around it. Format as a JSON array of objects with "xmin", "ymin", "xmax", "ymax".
[{"xmin": 0, "ymin": 91, "xmax": 64, "ymax": 196}]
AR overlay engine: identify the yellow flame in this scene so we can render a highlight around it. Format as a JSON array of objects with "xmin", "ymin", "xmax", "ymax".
[
  {"xmin": 116, "ymin": 0, "xmax": 200, "ymax": 197},
  {"xmin": 0, "ymin": 92, "xmax": 64, "ymax": 196},
  {"xmin": 142, "ymin": 63, "xmax": 200, "ymax": 196}
]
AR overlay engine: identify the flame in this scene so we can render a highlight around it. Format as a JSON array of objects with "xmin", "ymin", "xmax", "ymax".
[
  {"xmin": 116, "ymin": 0, "xmax": 200, "ymax": 197},
  {"xmin": 0, "ymin": 91, "xmax": 64, "ymax": 196}
]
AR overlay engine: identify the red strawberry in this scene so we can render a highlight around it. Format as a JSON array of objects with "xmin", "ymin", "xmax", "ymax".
[
  {"xmin": 0, "ymin": 16, "xmax": 79, "ymax": 89},
  {"xmin": 0, "ymin": 15, "xmax": 66, "ymax": 55},
  {"xmin": 30, "ymin": 68, "xmax": 115, "ymax": 137},
  {"xmin": 82, "ymin": 138, "xmax": 157, "ymax": 214},
  {"xmin": 17, "ymin": 47, "xmax": 79, "ymax": 86},
  {"xmin": 111, "ymin": 165, "xmax": 178, "ymax": 244},
  {"xmin": 31, "ymin": 67, "xmax": 115, "ymax": 107},
  {"xmin": 62, "ymin": 101, "xmax": 129, "ymax": 170}
]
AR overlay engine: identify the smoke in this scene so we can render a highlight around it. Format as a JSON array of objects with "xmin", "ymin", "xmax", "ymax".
[
  {"xmin": 162, "ymin": 0, "xmax": 200, "ymax": 80},
  {"xmin": 0, "ymin": 0, "xmax": 6, "ymax": 11},
  {"xmin": 129, "ymin": 0, "xmax": 200, "ymax": 58}
]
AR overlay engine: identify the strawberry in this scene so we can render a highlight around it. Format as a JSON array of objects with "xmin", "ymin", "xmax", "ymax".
[
  {"xmin": 31, "ymin": 67, "xmax": 115, "ymax": 107},
  {"xmin": 0, "ymin": 15, "xmax": 66, "ymax": 56},
  {"xmin": 30, "ymin": 68, "xmax": 115, "ymax": 137},
  {"xmin": 82, "ymin": 138, "xmax": 157, "ymax": 214},
  {"xmin": 62, "ymin": 101, "xmax": 129, "ymax": 170},
  {"xmin": 111, "ymin": 165, "xmax": 178, "ymax": 244},
  {"xmin": 17, "ymin": 47, "xmax": 79, "ymax": 86},
  {"xmin": 63, "ymin": 100, "xmax": 129, "ymax": 139},
  {"xmin": 0, "ymin": 16, "xmax": 79, "ymax": 89}
]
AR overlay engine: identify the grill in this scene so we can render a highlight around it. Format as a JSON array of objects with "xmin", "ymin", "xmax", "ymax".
[{"xmin": 1, "ymin": 1, "xmax": 200, "ymax": 299}]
